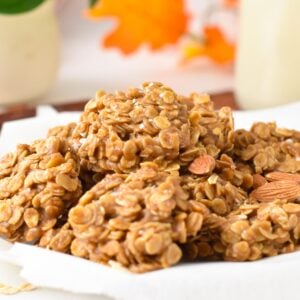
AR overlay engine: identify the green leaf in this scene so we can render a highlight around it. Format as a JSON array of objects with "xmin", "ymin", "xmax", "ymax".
[
  {"xmin": 89, "ymin": 0, "xmax": 98, "ymax": 8},
  {"xmin": 0, "ymin": 0, "xmax": 46, "ymax": 15}
]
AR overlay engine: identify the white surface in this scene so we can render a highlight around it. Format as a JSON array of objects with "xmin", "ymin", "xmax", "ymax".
[
  {"xmin": 2, "ymin": 239, "xmax": 300, "ymax": 300},
  {"xmin": 0, "ymin": 106, "xmax": 80, "ymax": 156},
  {"xmin": 0, "ymin": 102, "xmax": 299, "ymax": 300},
  {"xmin": 36, "ymin": 0, "xmax": 234, "ymax": 104}
]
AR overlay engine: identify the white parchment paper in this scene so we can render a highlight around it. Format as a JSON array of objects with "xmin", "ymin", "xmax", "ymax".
[{"xmin": 0, "ymin": 102, "xmax": 299, "ymax": 300}]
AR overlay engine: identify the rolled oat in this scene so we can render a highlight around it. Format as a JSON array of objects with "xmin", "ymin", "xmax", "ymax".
[
  {"xmin": 71, "ymin": 82, "xmax": 233, "ymax": 174},
  {"xmin": 68, "ymin": 163, "xmax": 210, "ymax": 272},
  {"xmin": 0, "ymin": 82, "xmax": 300, "ymax": 274},
  {"xmin": 0, "ymin": 137, "xmax": 82, "ymax": 242}
]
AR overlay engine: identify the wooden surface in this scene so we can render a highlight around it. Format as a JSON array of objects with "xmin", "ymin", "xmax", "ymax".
[{"xmin": 0, "ymin": 91, "xmax": 237, "ymax": 129}]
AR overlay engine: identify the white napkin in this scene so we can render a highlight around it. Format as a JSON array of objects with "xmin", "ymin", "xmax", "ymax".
[
  {"xmin": 0, "ymin": 106, "xmax": 80, "ymax": 156},
  {"xmin": 0, "ymin": 102, "xmax": 299, "ymax": 300}
]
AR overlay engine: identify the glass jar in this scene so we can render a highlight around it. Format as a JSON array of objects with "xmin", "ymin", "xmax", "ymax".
[{"xmin": 235, "ymin": 0, "xmax": 300, "ymax": 109}]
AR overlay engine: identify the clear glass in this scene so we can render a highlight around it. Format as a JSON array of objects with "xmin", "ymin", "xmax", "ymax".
[{"xmin": 235, "ymin": 0, "xmax": 300, "ymax": 109}]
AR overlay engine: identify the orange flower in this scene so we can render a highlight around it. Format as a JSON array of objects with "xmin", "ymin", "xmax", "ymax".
[
  {"xmin": 87, "ymin": 0, "xmax": 188, "ymax": 54},
  {"xmin": 183, "ymin": 26, "xmax": 235, "ymax": 64},
  {"xmin": 223, "ymin": 0, "xmax": 239, "ymax": 8}
]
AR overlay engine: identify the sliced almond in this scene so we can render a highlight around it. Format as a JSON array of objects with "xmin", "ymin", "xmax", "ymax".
[
  {"xmin": 188, "ymin": 154, "xmax": 216, "ymax": 175},
  {"xmin": 265, "ymin": 172, "xmax": 300, "ymax": 183},
  {"xmin": 251, "ymin": 180, "xmax": 300, "ymax": 202}
]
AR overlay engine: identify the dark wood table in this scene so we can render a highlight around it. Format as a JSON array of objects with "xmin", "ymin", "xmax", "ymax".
[{"xmin": 0, "ymin": 91, "xmax": 237, "ymax": 129}]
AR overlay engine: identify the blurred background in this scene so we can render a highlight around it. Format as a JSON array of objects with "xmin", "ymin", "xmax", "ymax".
[
  {"xmin": 48, "ymin": 0, "xmax": 236, "ymax": 102},
  {"xmin": 0, "ymin": 0, "xmax": 299, "ymax": 110},
  {"xmin": 0, "ymin": 0, "xmax": 237, "ymax": 105}
]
